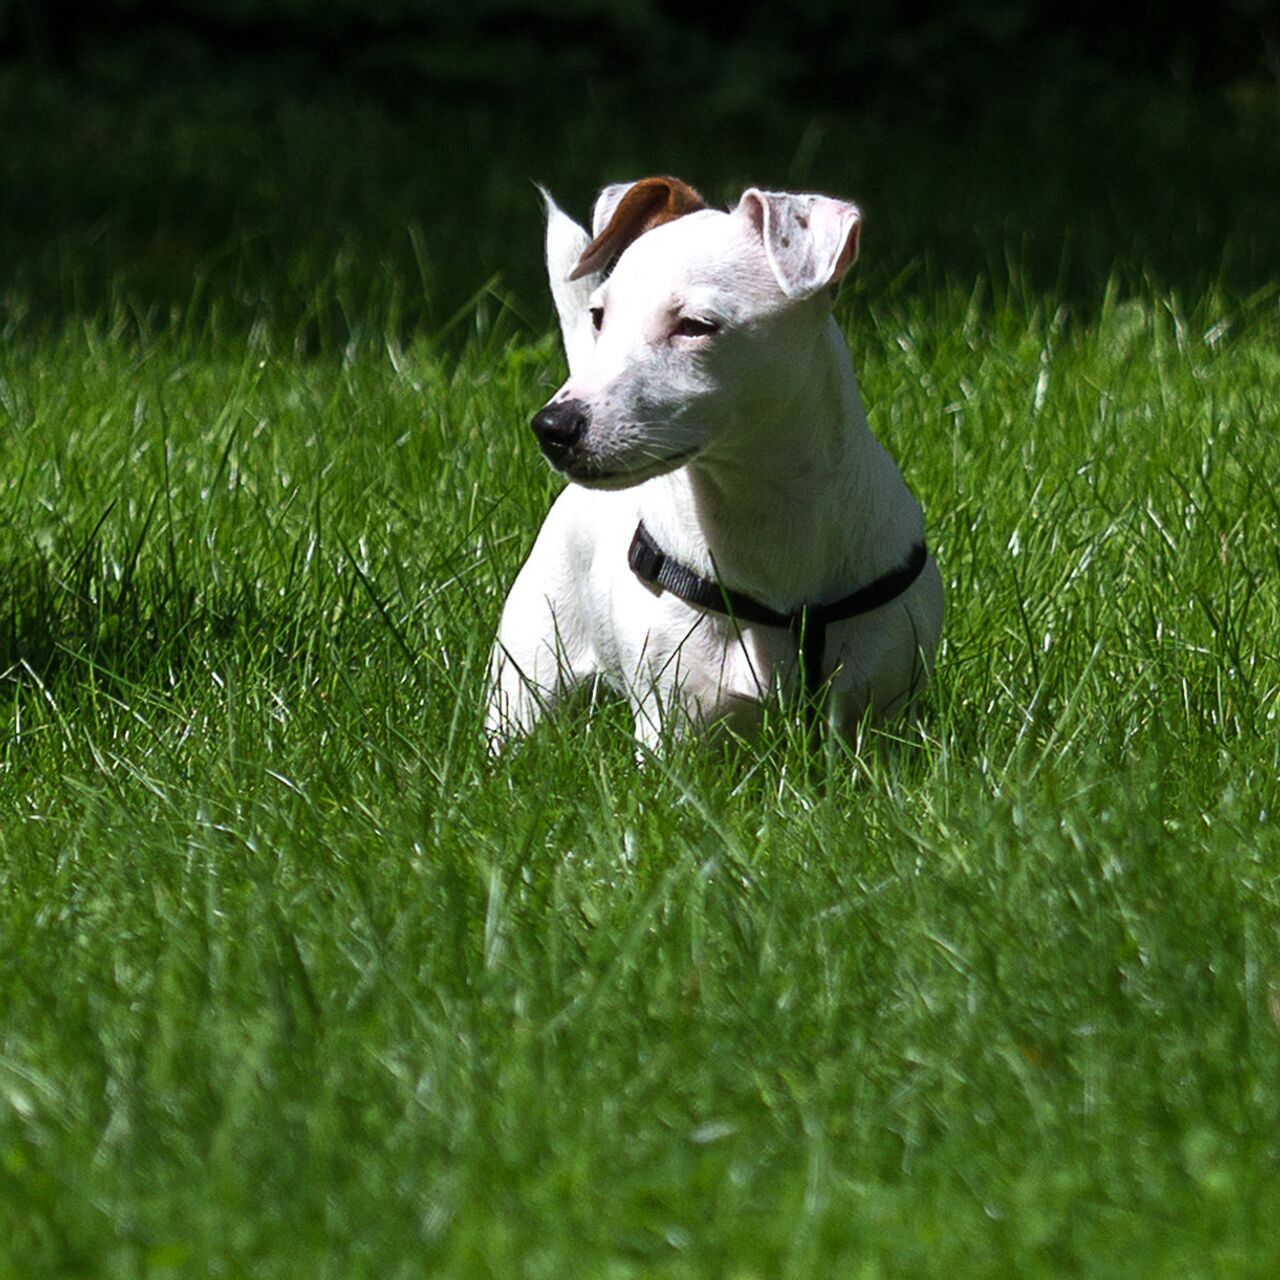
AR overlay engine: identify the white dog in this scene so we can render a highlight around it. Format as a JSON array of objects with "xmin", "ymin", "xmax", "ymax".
[{"xmin": 487, "ymin": 176, "xmax": 943, "ymax": 748}]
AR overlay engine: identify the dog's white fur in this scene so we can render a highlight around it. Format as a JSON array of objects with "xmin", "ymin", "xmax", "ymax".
[{"xmin": 487, "ymin": 182, "xmax": 943, "ymax": 748}]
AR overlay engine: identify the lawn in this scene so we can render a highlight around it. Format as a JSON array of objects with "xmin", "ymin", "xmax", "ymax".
[{"xmin": 2, "ymin": 68, "xmax": 1280, "ymax": 1278}]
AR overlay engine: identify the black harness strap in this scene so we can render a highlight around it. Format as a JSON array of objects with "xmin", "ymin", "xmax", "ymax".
[{"xmin": 627, "ymin": 521, "xmax": 929, "ymax": 700}]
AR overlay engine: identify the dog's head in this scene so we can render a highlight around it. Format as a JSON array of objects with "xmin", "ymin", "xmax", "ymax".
[{"xmin": 532, "ymin": 178, "xmax": 862, "ymax": 489}]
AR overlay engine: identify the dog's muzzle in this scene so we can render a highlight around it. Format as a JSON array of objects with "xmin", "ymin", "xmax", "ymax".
[{"xmin": 530, "ymin": 399, "xmax": 590, "ymax": 470}]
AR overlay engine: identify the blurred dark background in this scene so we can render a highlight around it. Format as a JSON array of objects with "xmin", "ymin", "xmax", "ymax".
[
  {"xmin": 2, "ymin": 0, "xmax": 1278, "ymax": 340},
  {"xmin": 6, "ymin": 1, "xmax": 1277, "ymax": 104}
]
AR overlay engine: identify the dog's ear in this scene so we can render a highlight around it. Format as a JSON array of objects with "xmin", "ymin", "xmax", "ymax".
[
  {"xmin": 589, "ymin": 181, "xmax": 641, "ymax": 240},
  {"xmin": 736, "ymin": 189, "xmax": 862, "ymax": 301},
  {"xmin": 538, "ymin": 185, "xmax": 595, "ymax": 373},
  {"xmin": 569, "ymin": 176, "xmax": 706, "ymax": 281}
]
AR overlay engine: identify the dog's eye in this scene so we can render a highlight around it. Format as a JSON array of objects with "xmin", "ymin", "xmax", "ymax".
[
  {"xmin": 590, "ymin": 306, "xmax": 604, "ymax": 333},
  {"xmin": 674, "ymin": 316, "xmax": 720, "ymax": 339}
]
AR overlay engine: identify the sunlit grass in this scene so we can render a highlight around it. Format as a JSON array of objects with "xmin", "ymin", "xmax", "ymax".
[
  {"xmin": 2, "ymin": 263, "xmax": 1278, "ymax": 1276},
  {"xmin": 3, "ymin": 54, "xmax": 1280, "ymax": 1269}
]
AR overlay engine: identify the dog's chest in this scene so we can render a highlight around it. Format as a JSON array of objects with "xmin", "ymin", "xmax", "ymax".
[{"xmin": 598, "ymin": 585, "xmax": 800, "ymax": 707}]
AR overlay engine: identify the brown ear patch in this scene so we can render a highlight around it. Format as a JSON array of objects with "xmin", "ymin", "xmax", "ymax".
[{"xmin": 569, "ymin": 177, "xmax": 706, "ymax": 281}]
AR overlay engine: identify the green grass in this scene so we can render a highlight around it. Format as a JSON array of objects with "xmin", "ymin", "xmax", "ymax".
[{"xmin": 3, "ymin": 70, "xmax": 1280, "ymax": 1278}]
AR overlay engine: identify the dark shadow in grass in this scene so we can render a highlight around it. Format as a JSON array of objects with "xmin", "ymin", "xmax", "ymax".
[
  {"xmin": 1, "ymin": 549, "xmax": 259, "ymax": 691},
  {"xmin": 0, "ymin": 540, "xmax": 484, "ymax": 708}
]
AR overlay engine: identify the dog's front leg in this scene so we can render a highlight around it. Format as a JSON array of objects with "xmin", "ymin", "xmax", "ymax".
[
  {"xmin": 485, "ymin": 599, "xmax": 592, "ymax": 747},
  {"xmin": 628, "ymin": 691, "xmax": 668, "ymax": 753},
  {"xmin": 485, "ymin": 514, "xmax": 596, "ymax": 748},
  {"xmin": 486, "ymin": 638, "xmax": 584, "ymax": 747}
]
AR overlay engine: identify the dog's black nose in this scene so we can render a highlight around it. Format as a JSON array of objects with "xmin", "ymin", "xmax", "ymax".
[{"xmin": 530, "ymin": 399, "xmax": 589, "ymax": 467}]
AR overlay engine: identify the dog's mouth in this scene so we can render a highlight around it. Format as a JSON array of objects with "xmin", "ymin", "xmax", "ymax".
[{"xmin": 563, "ymin": 447, "xmax": 699, "ymax": 490}]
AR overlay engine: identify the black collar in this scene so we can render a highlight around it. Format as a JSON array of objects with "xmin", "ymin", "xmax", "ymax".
[{"xmin": 627, "ymin": 521, "xmax": 929, "ymax": 696}]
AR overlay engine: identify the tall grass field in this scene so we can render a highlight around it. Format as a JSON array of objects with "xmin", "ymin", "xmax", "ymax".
[{"xmin": 2, "ymin": 72, "xmax": 1279, "ymax": 1277}]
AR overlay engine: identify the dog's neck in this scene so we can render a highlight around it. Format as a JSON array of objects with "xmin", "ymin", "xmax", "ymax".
[{"xmin": 635, "ymin": 320, "xmax": 923, "ymax": 613}]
